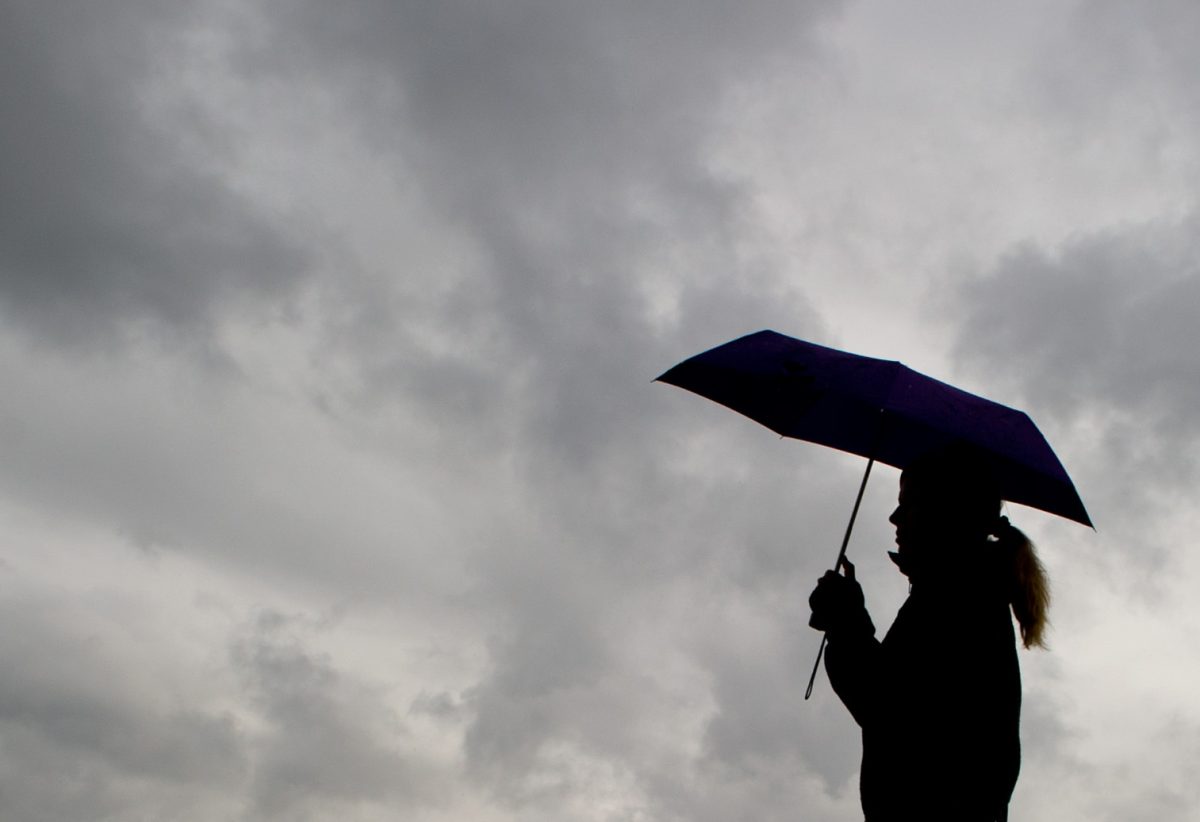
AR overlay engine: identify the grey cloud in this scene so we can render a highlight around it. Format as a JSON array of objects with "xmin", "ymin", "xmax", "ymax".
[
  {"xmin": 9, "ymin": 0, "xmax": 1147, "ymax": 820},
  {"xmin": 697, "ymin": 617, "xmax": 858, "ymax": 791},
  {"xmin": 0, "ymin": 592, "xmax": 246, "ymax": 821},
  {"xmin": 220, "ymin": 7, "xmax": 853, "ymax": 808},
  {"xmin": 950, "ymin": 214, "xmax": 1200, "ymax": 549},
  {"xmin": 1029, "ymin": 712, "xmax": 1200, "ymax": 822},
  {"xmin": 0, "ymin": 0, "xmax": 310, "ymax": 347},
  {"xmin": 461, "ymin": 599, "xmax": 612, "ymax": 791},
  {"xmin": 232, "ymin": 610, "xmax": 445, "ymax": 819},
  {"xmin": 409, "ymin": 690, "xmax": 465, "ymax": 721},
  {"xmin": 243, "ymin": 0, "xmax": 838, "ymax": 465},
  {"xmin": 1030, "ymin": 0, "xmax": 1200, "ymax": 139},
  {"xmin": 955, "ymin": 222, "xmax": 1200, "ymax": 418},
  {"xmin": 451, "ymin": 445, "xmax": 876, "ymax": 818},
  {"xmin": 0, "ymin": 592, "xmax": 453, "ymax": 822}
]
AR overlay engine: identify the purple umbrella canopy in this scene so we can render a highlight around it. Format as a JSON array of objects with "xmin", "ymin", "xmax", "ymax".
[{"xmin": 657, "ymin": 329, "xmax": 1091, "ymax": 528}]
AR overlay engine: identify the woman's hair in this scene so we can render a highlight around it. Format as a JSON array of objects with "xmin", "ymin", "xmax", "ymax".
[
  {"xmin": 992, "ymin": 516, "xmax": 1050, "ymax": 649},
  {"xmin": 906, "ymin": 443, "xmax": 1052, "ymax": 649}
]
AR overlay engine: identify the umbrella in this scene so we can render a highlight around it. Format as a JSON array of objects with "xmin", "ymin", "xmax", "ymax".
[{"xmin": 656, "ymin": 329, "xmax": 1091, "ymax": 696}]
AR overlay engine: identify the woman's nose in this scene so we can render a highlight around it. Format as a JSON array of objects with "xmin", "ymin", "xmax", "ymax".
[{"xmin": 889, "ymin": 507, "xmax": 901, "ymax": 526}]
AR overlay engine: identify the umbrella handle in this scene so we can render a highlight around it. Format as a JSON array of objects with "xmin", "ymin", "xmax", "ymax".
[
  {"xmin": 804, "ymin": 635, "xmax": 829, "ymax": 699},
  {"xmin": 805, "ymin": 455, "xmax": 875, "ymax": 700}
]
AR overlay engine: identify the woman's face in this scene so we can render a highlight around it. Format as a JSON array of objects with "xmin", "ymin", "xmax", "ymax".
[
  {"xmin": 889, "ymin": 472, "xmax": 995, "ymax": 562},
  {"xmin": 889, "ymin": 475, "xmax": 936, "ymax": 558}
]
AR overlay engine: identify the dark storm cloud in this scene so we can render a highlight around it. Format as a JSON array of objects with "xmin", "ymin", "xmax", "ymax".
[
  {"xmin": 1, "ymin": 0, "xmax": 917, "ymax": 817},
  {"xmin": 951, "ymin": 215, "xmax": 1200, "ymax": 541},
  {"xmin": 957, "ymin": 0, "xmax": 1200, "ymax": 449},
  {"xmin": 235, "ymin": 1, "xmax": 860, "ymax": 810},
  {"xmin": 962, "ymin": 0, "xmax": 1200, "ymax": 508},
  {"xmin": 0, "ymin": 593, "xmax": 451, "ymax": 821},
  {"xmin": 0, "ymin": 591, "xmax": 245, "ymax": 821},
  {"xmin": 955, "ymin": 222, "xmax": 1200, "ymax": 418},
  {"xmin": 0, "ymin": 0, "xmax": 310, "ymax": 345},
  {"xmin": 695, "ymin": 612, "xmax": 859, "ymax": 795},
  {"xmin": 232, "ymin": 610, "xmax": 445, "ymax": 818},
  {"xmin": 1031, "ymin": 0, "xmax": 1200, "ymax": 131},
  {"xmin": 13, "ymin": 0, "xmax": 1195, "ymax": 819},
  {"xmin": 248, "ymin": 0, "xmax": 839, "ymax": 463}
]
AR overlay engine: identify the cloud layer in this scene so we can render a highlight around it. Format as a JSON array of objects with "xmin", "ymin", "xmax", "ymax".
[{"xmin": 2, "ymin": 1, "xmax": 1199, "ymax": 820}]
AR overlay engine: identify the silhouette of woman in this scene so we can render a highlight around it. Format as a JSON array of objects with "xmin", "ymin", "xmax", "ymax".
[{"xmin": 809, "ymin": 446, "xmax": 1049, "ymax": 822}]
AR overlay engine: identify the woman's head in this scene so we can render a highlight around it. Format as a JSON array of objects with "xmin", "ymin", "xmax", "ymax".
[
  {"xmin": 892, "ymin": 443, "xmax": 1050, "ymax": 649},
  {"xmin": 890, "ymin": 444, "xmax": 1002, "ymax": 563}
]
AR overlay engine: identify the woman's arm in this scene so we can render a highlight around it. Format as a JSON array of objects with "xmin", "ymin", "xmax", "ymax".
[
  {"xmin": 809, "ymin": 560, "xmax": 880, "ymax": 726},
  {"xmin": 824, "ymin": 629, "xmax": 882, "ymax": 727}
]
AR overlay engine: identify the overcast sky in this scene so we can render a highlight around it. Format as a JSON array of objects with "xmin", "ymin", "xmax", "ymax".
[{"xmin": 2, "ymin": 1, "xmax": 1199, "ymax": 820}]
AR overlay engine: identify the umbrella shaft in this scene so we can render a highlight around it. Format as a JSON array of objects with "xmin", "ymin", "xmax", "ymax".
[
  {"xmin": 836, "ymin": 456, "xmax": 875, "ymax": 567},
  {"xmin": 805, "ymin": 456, "xmax": 875, "ymax": 700}
]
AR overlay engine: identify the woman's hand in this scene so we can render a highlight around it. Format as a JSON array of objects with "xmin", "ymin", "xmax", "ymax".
[{"xmin": 809, "ymin": 558, "xmax": 871, "ymax": 637}]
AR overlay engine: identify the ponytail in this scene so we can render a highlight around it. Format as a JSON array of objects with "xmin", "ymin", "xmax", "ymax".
[{"xmin": 994, "ymin": 516, "xmax": 1050, "ymax": 649}]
